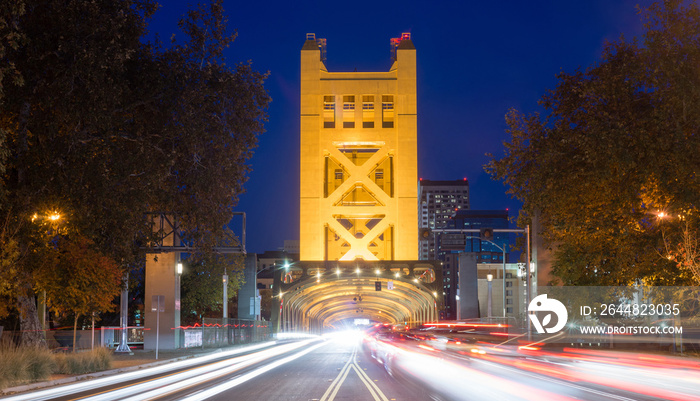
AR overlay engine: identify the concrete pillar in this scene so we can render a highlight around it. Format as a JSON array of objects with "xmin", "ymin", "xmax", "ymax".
[
  {"xmin": 144, "ymin": 249, "xmax": 181, "ymax": 350},
  {"xmin": 458, "ymin": 253, "xmax": 479, "ymax": 319},
  {"xmin": 237, "ymin": 254, "xmax": 258, "ymax": 320}
]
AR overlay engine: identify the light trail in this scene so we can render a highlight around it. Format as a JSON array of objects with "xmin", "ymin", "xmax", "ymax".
[{"xmin": 0, "ymin": 341, "xmax": 295, "ymax": 401}]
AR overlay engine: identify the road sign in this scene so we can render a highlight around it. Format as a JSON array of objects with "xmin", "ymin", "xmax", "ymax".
[
  {"xmin": 441, "ymin": 233, "xmax": 466, "ymax": 250},
  {"xmin": 387, "ymin": 281, "xmax": 394, "ymax": 290},
  {"xmin": 151, "ymin": 295, "xmax": 165, "ymax": 312}
]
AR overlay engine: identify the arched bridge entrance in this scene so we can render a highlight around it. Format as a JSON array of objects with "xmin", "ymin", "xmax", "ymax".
[{"xmin": 272, "ymin": 261, "xmax": 443, "ymax": 333}]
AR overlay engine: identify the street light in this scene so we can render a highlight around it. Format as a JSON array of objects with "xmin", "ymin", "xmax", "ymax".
[
  {"xmin": 115, "ymin": 271, "xmax": 132, "ymax": 354},
  {"xmin": 486, "ymin": 274, "xmax": 493, "ymax": 318},
  {"xmin": 222, "ymin": 271, "xmax": 229, "ymax": 319}
]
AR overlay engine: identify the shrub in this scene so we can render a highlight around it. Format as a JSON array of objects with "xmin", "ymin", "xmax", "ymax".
[
  {"xmin": 53, "ymin": 347, "xmax": 112, "ymax": 375},
  {"xmin": 0, "ymin": 344, "xmax": 113, "ymax": 389},
  {"xmin": 0, "ymin": 343, "xmax": 55, "ymax": 389}
]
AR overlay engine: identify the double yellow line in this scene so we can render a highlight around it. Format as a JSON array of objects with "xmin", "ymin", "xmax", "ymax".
[{"xmin": 320, "ymin": 347, "xmax": 390, "ymax": 401}]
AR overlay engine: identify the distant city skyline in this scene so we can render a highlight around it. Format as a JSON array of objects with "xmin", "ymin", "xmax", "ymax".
[{"xmin": 150, "ymin": 0, "xmax": 652, "ymax": 253}]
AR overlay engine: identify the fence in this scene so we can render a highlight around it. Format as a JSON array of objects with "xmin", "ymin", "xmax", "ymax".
[
  {"xmin": 101, "ymin": 326, "xmax": 144, "ymax": 348},
  {"xmin": 182, "ymin": 318, "xmax": 272, "ymax": 349}
]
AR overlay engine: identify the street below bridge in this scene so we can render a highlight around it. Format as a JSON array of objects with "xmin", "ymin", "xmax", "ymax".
[{"xmin": 2, "ymin": 332, "xmax": 700, "ymax": 401}]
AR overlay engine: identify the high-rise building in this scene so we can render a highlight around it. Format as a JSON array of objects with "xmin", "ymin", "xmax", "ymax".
[
  {"xmin": 299, "ymin": 33, "xmax": 418, "ymax": 261},
  {"xmin": 418, "ymin": 179, "xmax": 470, "ymax": 260},
  {"xmin": 452, "ymin": 209, "xmax": 510, "ymax": 263}
]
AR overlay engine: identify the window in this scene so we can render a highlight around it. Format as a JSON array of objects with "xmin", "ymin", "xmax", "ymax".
[
  {"xmin": 334, "ymin": 169, "xmax": 343, "ymax": 180},
  {"xmin": 505, "ymin": 281, "xmax": 513, "ymax": 287},
  {"xmin": 382, "ymin": 95, "xmax": 394, "ymax": 128},
  {"xmin": 506, "ymin": 299, "xmax": 513, "ymax": 305},
  {"xmin": 343, "ymin": 95, "xmax": 355, "ymax": 128},
  {"xmin": 323, "ymin": 96, "xmax": 335, "ymax": 128},
  {"xmin": 506, "ymin": 290, "xmax": 512, "ymax": 296},
  {"xmin": 506, "ymin": 273, "xmax": 513, "ymax": 279},
  {"xmin": 506, "ymin": 307, "xmax": 513, "ymax": 313},
  {"xmin": 362, "ymin": 95, "xmax": 374, "ymax": 128}
]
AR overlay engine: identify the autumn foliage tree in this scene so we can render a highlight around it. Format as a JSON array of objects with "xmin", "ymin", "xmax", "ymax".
[
  {"xmin": 34, "ymin": 236, "xmax": 122, "ymax": 350},
  {"xmin": 486, "ymin": 0, "xmax": 700, "ymax": 285}
]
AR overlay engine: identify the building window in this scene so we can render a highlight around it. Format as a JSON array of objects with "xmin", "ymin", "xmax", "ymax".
[
  {"xmin": 323, "ymin": 96, "xmax": 335, "ymax": 128},
  {"xmin": 343, "ymin": 95, "xmax": 355, "ymax": 128},
  {"xmin": 506, "ymin": 273, "xmax": 512, "ymax": 279},
  {"xmin": 505, "ymin": 281, "xmax": 513, "ymax": 287},
  {"xmin": 506, "ymin": 299, "xmax": 513, "ymax": 305},
  {"xmin": 362, "ymin": 95, "xmax": 374, "ymax": 128},
  {"xmin": 506, "ymin": 290, "xmax": 512, "ymax": 296},
  {"xmin": 506, "ymin": 307, "xmax": 513, "ymax": 313},
  {"xmin": 382, "ymin": 95, "xmax": 394, "ymax": 128},
  {"xmin": 334, "ymin": 169, "xmax": 343, "ymax": 180}
]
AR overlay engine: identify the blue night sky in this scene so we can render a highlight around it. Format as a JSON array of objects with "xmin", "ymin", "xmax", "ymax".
[{"xmin": 150, "ymin": 0, "xmax": 651, "ymax": 254}]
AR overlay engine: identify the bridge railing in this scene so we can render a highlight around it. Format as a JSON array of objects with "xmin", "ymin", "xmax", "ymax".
[{"xmin": 197, "ymin": 318, "xmax": 273, "ymax": 348}]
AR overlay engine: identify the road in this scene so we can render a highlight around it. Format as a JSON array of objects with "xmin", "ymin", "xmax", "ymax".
[
  {"xmin": 2, "ymin": 332, "xmax": 699, "ymax": 401},
  {"xmin": 0, "ymin": 337, "xmax": 428, "ymax": 401}
]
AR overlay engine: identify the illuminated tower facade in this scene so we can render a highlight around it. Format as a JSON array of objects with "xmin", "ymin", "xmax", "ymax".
[{"xmin": 300, "ymin": 33, "xmax": 418, "ymax": 261}]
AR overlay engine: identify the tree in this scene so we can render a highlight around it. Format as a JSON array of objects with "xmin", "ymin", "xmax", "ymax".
[
  {"xmin": 662, "ymin": 217, "xmax": 700, "ymax": 284},
  {"xmin": 486, "ymin": 0, "xmax": 700, "ymax": 285},
  {"xmin": 180, "ymin": 253, "xmax": 244, "ymax": 324},
  {"xmin": 34, "ymin": 236, "xmax": 123, "ymax": 350},
  {"xmin": 0, "ymin": 0, "xmax": 269, "ymax": 345}
]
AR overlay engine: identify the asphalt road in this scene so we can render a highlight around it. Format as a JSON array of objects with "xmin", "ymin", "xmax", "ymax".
[
  {"xmin": 2, "ymin": 333, "xmax": 699, "ymax": 401},
  {"xmin": 0, "ymin": 338, "xmax": 431, "ymax": 401}
]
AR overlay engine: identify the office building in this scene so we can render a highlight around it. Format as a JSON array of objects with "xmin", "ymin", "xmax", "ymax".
[{"xmin": 418, "ymin": 179, "xmax": 470, "ymax": 260}]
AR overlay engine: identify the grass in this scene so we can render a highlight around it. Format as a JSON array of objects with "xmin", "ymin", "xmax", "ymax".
[{"xmin": 0, "ymin": 343, "xmax": 112, "ymax": 390}]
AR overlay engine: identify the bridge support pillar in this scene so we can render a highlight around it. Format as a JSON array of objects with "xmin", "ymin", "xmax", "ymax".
[{"xmin": 144, "ymin": 250, "xmax": 181, "ymax": 350}]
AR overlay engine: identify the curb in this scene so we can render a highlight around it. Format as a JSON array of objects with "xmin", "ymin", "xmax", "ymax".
[{"xmin": 1, "ymin": 349, "xmax": 222, "ymax": 395}]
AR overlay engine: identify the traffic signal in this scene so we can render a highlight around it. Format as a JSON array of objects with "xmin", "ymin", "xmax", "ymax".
[
  {"xmin": 480, "ymin": 227, "xmax": 494, "ymax": 242},
  {"xmin": 375, "ymin": 281, "xmax": 381, "ymax": 291},
  {"xmin": 420, "ymin": 227, "xmax": 431, "ymax": 239}
]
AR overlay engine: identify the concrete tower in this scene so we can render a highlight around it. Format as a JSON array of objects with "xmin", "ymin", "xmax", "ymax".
[{"xmin": 300, "ymin": 33, "xmax": 418, "ymax": 261}]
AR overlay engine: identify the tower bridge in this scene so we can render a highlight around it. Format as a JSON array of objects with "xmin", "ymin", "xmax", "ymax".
[{"xmin": 272, "ymin": 32, "xmax": 438, "ymax": 333}]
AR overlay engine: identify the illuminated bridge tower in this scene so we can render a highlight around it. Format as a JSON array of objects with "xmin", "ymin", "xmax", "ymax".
[{"xmin": 300, "ymin": 33, "xmax": 418, "ymax": 261}]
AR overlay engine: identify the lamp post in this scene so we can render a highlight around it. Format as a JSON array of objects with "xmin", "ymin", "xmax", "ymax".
[
  {"xmin": 115, "ymin": 272, "xmax": 131, "ymax": 353},
  {"xmin": 486, "ymin": 274, "xmax": 493, "ymax": 318},
  {"xmin": 222, "ymin": 269, "xmax": 229, "ymax": 319}
]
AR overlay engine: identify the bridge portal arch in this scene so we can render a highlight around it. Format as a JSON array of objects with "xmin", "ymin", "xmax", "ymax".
[{"xmin": 272, "ymin": 261, "xmax": 443, "ymax": 333}]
